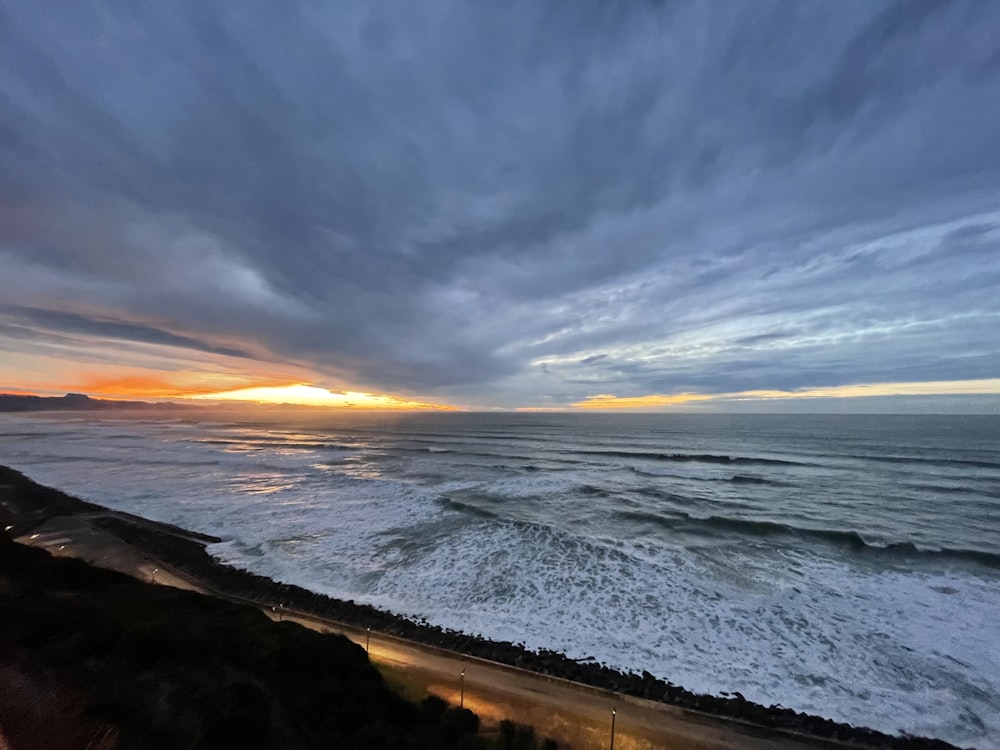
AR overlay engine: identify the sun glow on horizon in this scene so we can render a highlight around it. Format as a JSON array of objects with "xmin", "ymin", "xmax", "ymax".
[
  {"xmin": 570, "ymin": 393, "xmax": 715, "ymax": 409},
  {"xmin": 571, "ymin": 378, "xmax": 1000, "ymax": 410},
  {"xmin": 191, "ymin": 384, "xmax": 457, "ymax": 410}
]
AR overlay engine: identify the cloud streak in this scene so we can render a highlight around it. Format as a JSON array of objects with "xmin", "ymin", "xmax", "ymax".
[{"xmin": 1, "ymin": 1, "xmax": 998, "ymax": 408}]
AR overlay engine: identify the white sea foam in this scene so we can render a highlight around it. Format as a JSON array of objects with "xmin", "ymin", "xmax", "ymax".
[
  {"xmin": 347, "ymin": 516, "xmax": 1000, "ymax": 747},
  {"xmin": 2, "ymin": 413, "xmax": 998, "ymax": 748}
]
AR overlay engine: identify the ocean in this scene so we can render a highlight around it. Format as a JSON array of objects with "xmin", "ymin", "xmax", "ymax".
[{"xmin": 2, "ymin": 411, "xmax": 998, "ymax": 747}]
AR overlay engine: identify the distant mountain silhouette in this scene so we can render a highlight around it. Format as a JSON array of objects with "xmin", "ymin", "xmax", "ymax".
[{"xmin": 0, "ymin": 393, "xmax": 181, "ymax": 412}]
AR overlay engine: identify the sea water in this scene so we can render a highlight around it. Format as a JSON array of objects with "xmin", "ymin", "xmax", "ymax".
[{"xmin": 2, "ymin": 411, "xmax": 998, "ymax": 747}]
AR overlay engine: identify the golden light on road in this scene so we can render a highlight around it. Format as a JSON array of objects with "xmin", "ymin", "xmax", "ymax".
[{"xmin": 192, "ymin": 384, "xmax": 457, "ymax": 410}]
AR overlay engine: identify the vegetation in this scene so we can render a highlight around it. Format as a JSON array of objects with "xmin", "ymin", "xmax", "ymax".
[{"xmin": 0, "ymin": 533, "xmax": 486, "ymax": 750}]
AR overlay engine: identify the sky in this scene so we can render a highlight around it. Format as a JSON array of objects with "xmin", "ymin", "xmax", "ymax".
[{"xmin": 1, "ymin": 1, "xmax": 999, "ymax": 411}]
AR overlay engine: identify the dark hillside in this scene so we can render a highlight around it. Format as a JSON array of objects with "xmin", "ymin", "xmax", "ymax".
[{"xmin": 0, "ymin": 533, "xmax": 483, "ymax": 750}]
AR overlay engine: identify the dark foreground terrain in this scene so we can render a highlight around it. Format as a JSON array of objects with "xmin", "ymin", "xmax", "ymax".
[{"xmin": 0, "ymin": 532, "xmax": 497, "ymax": 750}]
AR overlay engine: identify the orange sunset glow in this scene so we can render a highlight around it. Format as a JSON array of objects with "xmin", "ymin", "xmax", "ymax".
[
  {"xmin": 571, "ymin": 393, "xmax": 716, "ymax": 409},
  {"xmin": 570, "ymin": 379, "xmax": 1000, "ymax": 409},
  {"xmin": 75, "ymin": 374, "xmax": 280, "ymax": 400},
  {"xmin": 191, "ymin": 384, "xmax": 458, "ymax": 410},
  {"xmin": 0, "ymin": 352, "xmax": 458, "ymax": 409}
]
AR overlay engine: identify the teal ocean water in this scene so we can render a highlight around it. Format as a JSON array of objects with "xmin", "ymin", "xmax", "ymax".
[{"xmin": 2, "ymin": 412, "xmax": 998, "ymax": 747}]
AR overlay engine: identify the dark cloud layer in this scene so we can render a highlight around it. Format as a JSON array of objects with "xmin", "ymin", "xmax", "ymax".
[{"xmin": 1, "ymin": 1, "xmax": 998, "ymax": 406}]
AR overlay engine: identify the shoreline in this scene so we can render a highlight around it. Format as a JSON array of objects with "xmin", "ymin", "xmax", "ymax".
[{"xmin": 0, "ymin": 465, "xmax": 969, "ymax": 750}]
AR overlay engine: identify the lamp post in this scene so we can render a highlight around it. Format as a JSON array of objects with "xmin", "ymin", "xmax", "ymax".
[
  {"xmin": 609, "ymin": 708, "xmax": 616, "ymax": 750},
  {"xmin": 460, "ymin": 668, "xmax": 465, "ymax": 708},
  {"xmin": 151, "ymin": 567, "xmax": 158, "ymax": 584},
  {"xmin": 366, "ymin": 627, "xmax": 371, "ymax": 653}
]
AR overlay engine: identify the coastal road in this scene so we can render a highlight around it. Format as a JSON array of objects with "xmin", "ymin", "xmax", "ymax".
[
  {"xmin": 274, "ymin": 607, "xmax": 854, "ymax": 750},
  {"xmin": 18, "ymin": 515, "xmax": 856, "ymax": 750}
]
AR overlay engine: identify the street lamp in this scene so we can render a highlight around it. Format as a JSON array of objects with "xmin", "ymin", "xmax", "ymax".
[
  {"xmin": 366, "ymin": 627, "xmax": 371, "ymax": 653},
  {"xmin": 610, "ymin": 708, "xmax": 616, "ymax": 750},
  {"xmin": 460, "ymin": 668, "xmax": 466, "ymax": 708},
  {"xmin": 151, "ymin": 567, "xmax": 158, "ymax": 584}
]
